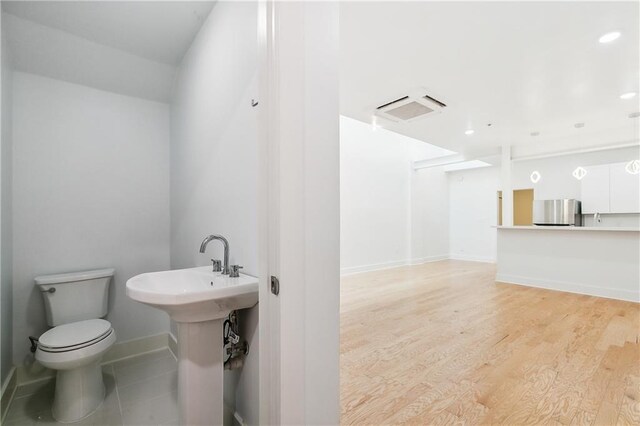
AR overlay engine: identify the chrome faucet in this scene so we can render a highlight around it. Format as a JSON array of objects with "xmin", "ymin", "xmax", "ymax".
[
  {"xmin": 594, "ymin": 212, "xmax": 601, "ymax": 226},
  {"xmin": 199, "ymin": 235, "xmax": 230, "ymax": 275}
]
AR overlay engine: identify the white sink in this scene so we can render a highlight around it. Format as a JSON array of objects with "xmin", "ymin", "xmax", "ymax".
[
  {"xmin": 126, "ymin": 266, "xmax": 258, "ymax": 322},
  {"xmin": 126, "ymin": 266, "xmax": 258, "ymax": 425}
]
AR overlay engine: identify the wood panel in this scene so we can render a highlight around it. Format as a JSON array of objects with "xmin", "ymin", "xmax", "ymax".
[
  {"xmin": 514, "ymin": 188, "xmax": 534, "ymax": 226},
  {"xmin": 340, "ymin": 260, "xmax": 640, "ymax": 425}
]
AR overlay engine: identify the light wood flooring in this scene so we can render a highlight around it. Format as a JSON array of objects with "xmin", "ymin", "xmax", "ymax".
[{"xmin": 340, "ymin": 260, "xmax": 640, "ymax": 425}]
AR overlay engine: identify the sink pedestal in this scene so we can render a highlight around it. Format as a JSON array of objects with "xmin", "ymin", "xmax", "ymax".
[
  {"xmin": 177, "ymin": 319, "xmax": 224, "ymax": 426},
  {"xmin": 126, "ymin": 266, "xmax": 258, "ymax": 426}
]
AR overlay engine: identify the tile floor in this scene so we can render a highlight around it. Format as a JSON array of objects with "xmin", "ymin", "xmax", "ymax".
[{"xmin": 4, "ymin": 349, "xmax": 178, "ymax": 426}]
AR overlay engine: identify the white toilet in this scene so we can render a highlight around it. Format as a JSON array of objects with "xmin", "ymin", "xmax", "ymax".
[{"xmin": 35, "ymin": 268, "xmax": 116, "ymax": 423}]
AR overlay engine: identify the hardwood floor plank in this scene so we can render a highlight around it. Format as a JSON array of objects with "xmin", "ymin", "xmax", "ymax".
[{"xmin": 340, "ymin": 260, "xmax": 640, "ymax": 425}]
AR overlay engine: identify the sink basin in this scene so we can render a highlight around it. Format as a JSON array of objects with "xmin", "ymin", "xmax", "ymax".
[
  {"xmin": 126, "ymin": 266, "xmax": 258, "ymax": 322},
  {"xmin": 126, "ymin": 266, "xmax": 258, "ymax": 425}
]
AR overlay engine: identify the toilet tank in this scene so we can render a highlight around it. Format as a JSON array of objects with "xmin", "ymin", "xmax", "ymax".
[{"xmin": 35, "ymin": 268, "xmax": 115, "ymax": 326}]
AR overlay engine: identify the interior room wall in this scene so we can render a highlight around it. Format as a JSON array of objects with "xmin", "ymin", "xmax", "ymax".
[
  {"xmin": 340, "ymin": 116, "xmax": 451, "ymax": 274},
  {"xmin": 1, "ymin": 13, "xmax": 14, "ymax": 386},
  {"xmin": 513, "ymin": 145, "xmax": 640, "ymax": 227},
  {"xmin": 448, "ymin": 166, "xmax": 501, "ymax": 262},
  {"xmin": 447, "ymin": 145, "xmax": 640, "ymax": 263},
  {"xmin": 169, "ymin": 2, "xmax": 259, "ymax": 424},
  {"xmin": 410, "ymin": 167, "xmax": 450, "ymax": 262},
  {"xmin": 11, "ymin": 72, "xmax": 171, "ymax": 367},
  {"xmin": 512, "ymin": 146, "xmax": 639, "ymax": 198},
  {"xmin": 340, "ymin": 116, "xmax": 413, "ymax": 273}
]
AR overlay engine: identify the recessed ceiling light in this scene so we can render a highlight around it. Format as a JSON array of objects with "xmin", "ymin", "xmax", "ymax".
[
  {"xmin": 620, "ymin": 92, "xmax": 637, "ymax": 100},
  {"xmin": 574, "ymin": 122, "xmax": 585, "ymax": 129},
  {"xmin": 465, "ymin": 130, "xmax": 474, "ymax": 135},
  {"xmin": 599, "ymin": 31, "xmax": 621, "ymax": 43},
  {"xmin": 530, "ymin": 131, "xmax": 540, "ymax": 137}
]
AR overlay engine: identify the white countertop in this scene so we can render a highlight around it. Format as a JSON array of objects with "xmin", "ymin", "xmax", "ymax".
[{"xmin": 494, "ymin": 225, "xmax": 639, "ymax": 232}]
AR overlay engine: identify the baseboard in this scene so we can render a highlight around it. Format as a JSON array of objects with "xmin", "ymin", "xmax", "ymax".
[
  {"xmin": 449, "ymin": 254, "xmax": 496, "ymax": 264},
  {"xmin": 341, "ymin": 255, "xmax": 450, "ymax": 276},
  {"xmin": 408, "ymin": 255, "xmax": 449, "ymax": 265},
  {"xmin": 1, "ymin": 367, "xmax": 17, "ymax": 423},
  {"xmin": 341, "ymin": 260, "xmax": 409, "ymax": 276},
  {"xmin": 16, "ymin": 332, "xmax": 174, "ymax": 386},
  {"xmin": 496, "ymin": 273, "xmax": 640, "ymax": 303},
  {"xmin": 102, "ymin": 332, "xmax": 169, "ymax": 365}
]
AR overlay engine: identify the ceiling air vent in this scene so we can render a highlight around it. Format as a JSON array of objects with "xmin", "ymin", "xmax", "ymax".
[{"xmin": 375, "ymin": 91, "xmax": 446, "ymax": 123}]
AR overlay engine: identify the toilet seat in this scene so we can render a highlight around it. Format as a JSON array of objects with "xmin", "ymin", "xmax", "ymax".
[{"xmin": 38, "ymin": 319, "xmax": 113, "ymax": 353}]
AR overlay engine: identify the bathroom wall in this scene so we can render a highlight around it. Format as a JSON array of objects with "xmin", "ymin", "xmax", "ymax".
[
  {"xmin": 169, "ymin": 2, "xmax": 259, "ymax": 424},
  {"xmin": 340, "ymin": 116, "xmax": 452, "ymax": 274},
  {"xmin": 3, "ymin": 13, "xmax": 176, "ymax": 103},
  {"xmin": 1, "ymin": 13, "xmax": 14, "ymax": 386},
  {"xmin": 11, "ymin": 72, "xmax": 171, "ymax": 366}
]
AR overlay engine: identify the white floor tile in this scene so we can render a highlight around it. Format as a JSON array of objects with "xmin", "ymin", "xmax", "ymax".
[
  {"xmin": 114, "ymin": 355, "xmax": 177, "ymax": 388},
  {"xmin": 121, "ymin": 392, "xmax": 178, "ymax": 426},
  {"xmin": 109, "ymin": 350, "xmax": 173, "ymax": 371},
  {"xmin": 117, "ymin": 370, "xmax": 177, "ymax": 408},
  {"xmin": 12, "ymin": 379, "xmax": 55, "ymax": 399},
  {"xmin": 6, "ymin": 350, "xmax": 179, "ymax": 426}
]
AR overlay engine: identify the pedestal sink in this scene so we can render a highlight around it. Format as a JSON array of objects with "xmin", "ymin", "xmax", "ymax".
[{"xmin": 126, "ymin": 266, "xmax": 258, "ymax": 426}]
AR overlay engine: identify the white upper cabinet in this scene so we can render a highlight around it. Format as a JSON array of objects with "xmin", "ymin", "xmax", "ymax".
[
  {"xmin": 581, "ymin": 164, "xmax": 610, "ymax": 214},
  {"xmin": 581, "ymin": 162, "xmax": 640, "ymax": 214},
  {"xmin": 609, "ymin": 162, "xmax": 640, "ymax": 213}
]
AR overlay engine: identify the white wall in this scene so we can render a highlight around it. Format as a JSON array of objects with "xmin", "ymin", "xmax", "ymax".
[
  {"xmin": 446, "ymin": 145, "xmax": 640, "ymax": 263},
  {"xmin": 12, "ymin": 72, "xmax": 171, "ymax": 366},
  {"xmin": 513, "ymin": 146, "xmax": 640, "ymax": 227},
  {"xmin": 411, "ymin": 167, "xmax": 450, "ymax": 262},
  {"xmin": 512, "ymin": 146, "xmax": 640, "ymax": 200},
  {"xmin": 1, "ymin": 13, "xmax": 14, "ymax": 386},
  {"xmin": 4, "ymin": 13, "xmax": 176, "ymax": 102},
  {"xmin": 169, "ymin": 2, "xmax": 259, "ymax": 424},
  {"xmin": 340, "ymin": 116, "xmax": 451, "ymax": 274},
  {"xmin": 448, "ymin": 166, "xmax": 500, "ymax": 262},
  {"xmin": 340, "ymin": 117, "xmax": 413, "ymax": 272}
]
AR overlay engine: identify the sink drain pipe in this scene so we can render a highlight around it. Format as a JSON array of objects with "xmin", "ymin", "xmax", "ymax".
[{"xmin": 223, "ymin": 310, "xmax": 248, "ymax": 370}]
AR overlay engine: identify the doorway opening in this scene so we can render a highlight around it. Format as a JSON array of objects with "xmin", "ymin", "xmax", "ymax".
[{"xmin": 497, "ymin": 189, "xmax": 534, "ymax": 226}]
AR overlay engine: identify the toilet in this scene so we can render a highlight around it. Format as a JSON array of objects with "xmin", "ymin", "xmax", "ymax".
[{"xmin": 35, "ymin": 268, "xmax": 116, "ymax": 423}]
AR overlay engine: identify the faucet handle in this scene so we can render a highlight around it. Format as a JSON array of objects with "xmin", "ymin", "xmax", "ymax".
[
  {"xmin": 211, "ymin": 259, "xmax": 222, "ymax": 272},
  {"xmin": 230, "ymin": 265, "xmax": 243, "ymax": 278}
]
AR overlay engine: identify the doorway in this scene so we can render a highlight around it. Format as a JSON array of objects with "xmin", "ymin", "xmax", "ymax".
[{"xmin": 497, "ymin": 189, "xmax": 534, "ymax": 226}]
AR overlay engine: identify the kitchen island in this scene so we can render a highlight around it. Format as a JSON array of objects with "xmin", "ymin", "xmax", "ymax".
[{"xmin": 495, "ymin": 226, "xmax": 640, "ymax": 302}]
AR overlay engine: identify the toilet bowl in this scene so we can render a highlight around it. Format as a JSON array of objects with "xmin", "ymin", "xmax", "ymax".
[
  {"xmin": 35, "ymin": 268, "xmax": 116, "ymax": 423},
  {"xmin": 36, "ymin": 319, "xmax": 116, "ymax": 423}
]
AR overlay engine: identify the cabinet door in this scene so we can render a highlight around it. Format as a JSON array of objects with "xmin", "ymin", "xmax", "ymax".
[
  {"xmin": 610, "ymin": 162, "xmax": 640, "ymax": 213},
  {"xmin": 581, "ymin": 164, "xmax": 610, "ymax": 213}
]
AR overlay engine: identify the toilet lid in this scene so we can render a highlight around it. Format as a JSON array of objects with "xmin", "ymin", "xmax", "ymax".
[{"xmin": 39, "ymin": 319, "xmax": 112, "ymax": 350}]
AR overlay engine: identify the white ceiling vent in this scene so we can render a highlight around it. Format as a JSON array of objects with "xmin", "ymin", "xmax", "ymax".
[{"xmin": 375, "ymin": 91, "xmax": 446, "ymax": 123}]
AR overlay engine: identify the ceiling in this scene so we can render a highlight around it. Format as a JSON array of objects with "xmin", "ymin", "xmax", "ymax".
[
  {"xmin": 2, "ymin": 1, "xmax": 215, "ymax": 65},
  {"xmin": 340, "ymin": 1, "xmax": 640, "ymax": 160},
  {"xmin": 2, "ymin": 1, "xmax": 215, "ymax": 102}
]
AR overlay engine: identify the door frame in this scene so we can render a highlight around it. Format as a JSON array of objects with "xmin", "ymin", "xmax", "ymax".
[{"xmin": 257, "ymin": 2, "xmax": 341, "ymax": 424}]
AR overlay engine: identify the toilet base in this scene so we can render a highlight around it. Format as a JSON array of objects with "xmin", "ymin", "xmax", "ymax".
[{"xmin": 52, "ymin": 362, "xmax": 105, "ymax": 423}]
